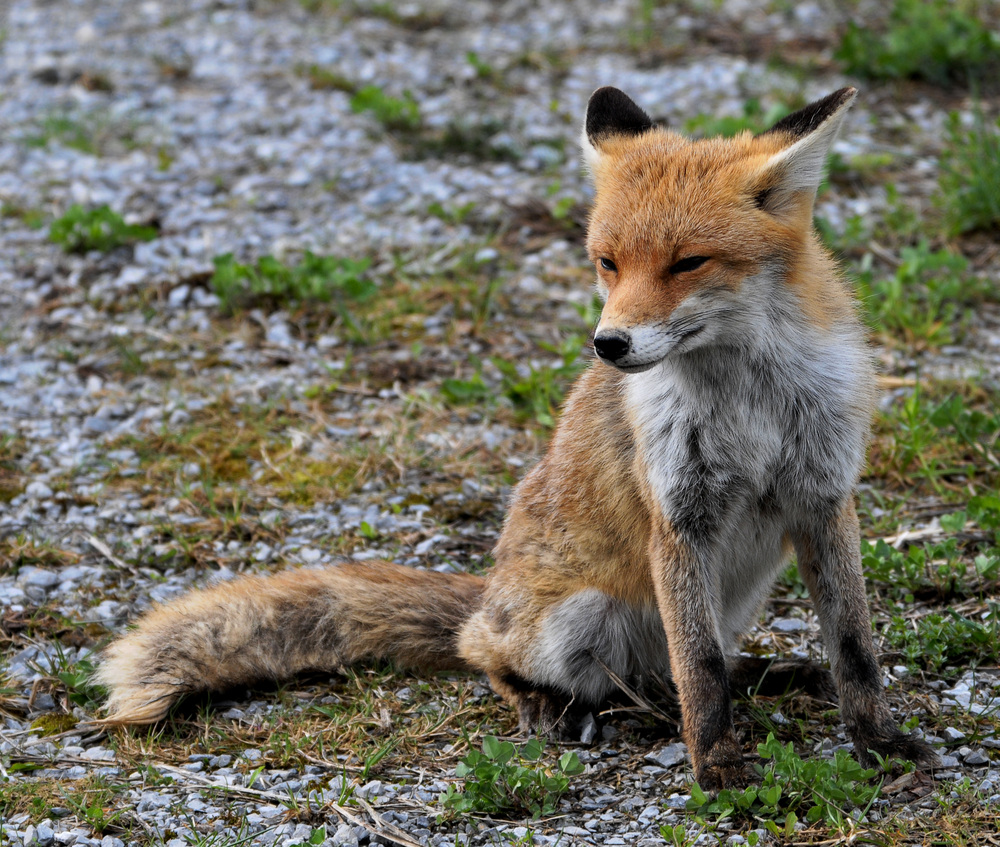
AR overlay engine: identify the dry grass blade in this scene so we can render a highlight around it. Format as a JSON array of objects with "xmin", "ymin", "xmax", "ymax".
[
  {"xmin": 591, "ymin": 655, "xmax": 675, "ymax": 723},
  {"xmin": 86, "ymin": 535, "xmax": 135, "ymax": 574},
  {"xmin": 351, "ymin": 794, "xmax": 430, "ymax": 847},
  {"xmin": 152, "ymin": 763, "xmax": 427, "ymax": 847}
]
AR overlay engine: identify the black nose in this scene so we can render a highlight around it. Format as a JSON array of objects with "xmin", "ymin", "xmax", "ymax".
[{"xmin": 593, "ymin": 331, "xmax": 631, "ymax": 363}]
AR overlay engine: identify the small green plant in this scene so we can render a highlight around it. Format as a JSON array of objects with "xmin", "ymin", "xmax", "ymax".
[
  {"xmin": 938, "ymin": 109, "xmax": 1000, "ymax": 235},
  {"xmin": 360, "ymin": 739, "xmax": 397, "ymax": 779},
  {"xmin": 301, "ymin": 829, "xmax": 327, "ymax": 847},
  {"xmin": 427, "ymin": 200, "xmax": 477, "ymax": 225},
  {"xmin": 61, "ymin": 776, "xmax": 126, "ymax": 835},
  {"xmin": 441, "ymin": 370, "xmax": 491, "ymax": 406},
  {"xmin": 0, "ymin": 435, "xmax": 26, "ymax": 504},
  {"xmin": 659, "ymin": 822, "xmax": 698, "ymax": 846},
  {"xmin": 296, "ymin": 63, "xmax": 356, "ymax": 92},
  {"xmin": 928, "ymin": 395, "xmax": 1000, "ymax": 476},
  {"xmin": 441, "ymin": 333, "xmax": 587, "ymax": 427},
  {"xmin": 943, "ymin": 497, "xmax": 1000, "ymax": 545},
  {"xmin": 440, "ymin": 736, "xmax": 584, "ymax": 819},
  {"xmin": 836, "ymin": 0, "xmax": 1000, "ymax": 87},
  {"xmin": 628, "ymin": 0, "xmax": 672, "ymax": 49},
  {"xmin": 25, "ymin": 114, "xmax": 97, "ymax": 154},
  {"xmin": 493, "ymin": 333, "xmax": 588, "ymax": 428},
  {"xmin": 411, "ymin": 118, "xmax": 518, "ymax": 163},
  {"xmin": 864, "ymin": 537, "xmax": 963, "ymax": 601},
  {"xmin": 863, "ymin": 493, "xmax": 1000, "ymax": 597},
  {"xmin": 874, "ymin": 184, "xmax": 924, "ymax": 245},
  {"xmin": 0, "ymin": 782, "xmax": 50, "ymax": 819},
  {"xmin": 871, "ymin": 382, "xmax": 1000, "ymax": 498},
  {"xmin": 466, "ymin": 51, "xmax": 497, "ymax": 81},
  {"xmin": 350, "ymin": 85, "xmax": 421, "ymax": 132},
  {"xmin": 1, "ymin": 202, "xmax": 47, "ymax": 230},
  {"xmin": 855, "ymin": 242, "xmax": 992, "ymax": 347},
  {"xmin": 49, "ymin": 204, "xmax": 157, "ymax": 254},
  {"xmin": 687, "ymin": 733, "xmax": 881, "ymax": 834},
  {"xmin": 815, "ymin": 213, "xmax": 866, "ymax": 256},
  {"xmin": 51, "ymin": 647, "xmax": 104, "ymax": 710},
  {"xmin": 182, "ymin": 818, "xmax": 261, "ymax": 847},
  {"xmin": 297, "ymin": 0, "xmax": 338, "ymax": 11},
  {"xmin": 210, "ymin": 252, "xmax": 374, "ymax": 321},
  {"xmin": 64, "ymin": 796, "xmax": 125, "ymax": 834},
  {"xmin": 880, "ymin": 604, "xmax": 1000, "ymax": 674},
  {"xmin": 776, "ymin": 560, "xmax": 809, "ymax": 599}
]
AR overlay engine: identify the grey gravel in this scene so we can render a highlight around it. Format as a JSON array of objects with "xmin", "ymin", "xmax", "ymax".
[
  {"xmin": 2, "ymin": 0, "xmax": 1000, "ymax": 845},
  {"xmin": 645, "ymin": 743, "xmax": 689, "ymax": 770}
]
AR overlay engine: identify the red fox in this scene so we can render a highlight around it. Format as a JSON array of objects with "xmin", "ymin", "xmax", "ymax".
[{"xmin": 97, "ymin": 87, "xmax": 936, "ymax": 789}]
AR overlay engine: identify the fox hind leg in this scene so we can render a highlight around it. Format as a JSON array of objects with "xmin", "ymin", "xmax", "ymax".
[
  {"xmin": 729, "ymin": 655, "xmax": 838, "ymax": 702},
  {"xmin": 486, "ymin": 671, "xmax": 589, "ymax": 739},
  {"xmin": 461, "ymin": 589, "xmax": 670, "ymax": 739}
]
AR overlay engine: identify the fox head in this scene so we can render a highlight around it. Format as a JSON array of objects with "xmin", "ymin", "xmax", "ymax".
[{"xmin": 582, "ymin": 86, "xmax": 857, "ymax": 372}]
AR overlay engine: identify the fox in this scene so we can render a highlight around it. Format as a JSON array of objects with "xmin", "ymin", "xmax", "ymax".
[{"xmin": 96, "ymin": 86, "xmax": 937, "ymax": 790}]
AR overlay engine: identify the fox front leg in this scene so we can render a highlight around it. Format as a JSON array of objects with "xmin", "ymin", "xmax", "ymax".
[
  {"xmin": 792, "ymin": 501, "xmax": 938, "ymax": 769},
  {"xmin": 649, "ymin": 522, "xmax": 754, "ymax": 791}
]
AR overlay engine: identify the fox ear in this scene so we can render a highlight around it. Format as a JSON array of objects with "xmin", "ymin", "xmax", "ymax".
[
  {"xmin": 753, "ymin": 87, "xmax": 857, "ymax": 215},
  {"xmin": 582, "ymin": 87, "xmax": 654, "ymax": 173}
]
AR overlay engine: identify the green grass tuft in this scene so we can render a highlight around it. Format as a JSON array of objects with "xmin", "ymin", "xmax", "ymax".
[
  {"xmin": 880, "ymin": 605, "xmax": 1000, "ymax": 675},
  {"xmin": 684, "ymin": 98, "xmax": 792, "ymax": 138},
  {"xmin": 686, "ymin": 733, "xmax": 883, "ymax": 835},
  {"xmin": 836, "ymin": 0, "xmax": 1000, "ymax": 87},
  {"xmin": 210, "ymin": 252, "xmax": 374, "ymax": 319},
  {"xmin": 441, "ymin": 332, "xmax": 588, "ymax": 429},
  {"xmin": 349, "ymin": 85, "xmax": 421, "ymax": 132},
  {"xmin": 440, "ymin": 735, "xmax": 584, "ymax": 819},
  {"xmin": 855, "ymin": 242, "xmax": 995, "ymax": 348},
  {"xmin": 937, "ymin": 109, "xmax": 1000, "ymax": 235},
  {"xmin": 49, "ymin": 204, "xmax": 157, "ymax": 254}
]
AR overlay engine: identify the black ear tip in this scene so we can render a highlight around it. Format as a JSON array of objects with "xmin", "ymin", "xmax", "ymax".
[
  {"xmin": 762, "ymin": 87, "xmax": 858, "ymax": 139},
  {"xmin": 586, "ymin": 87, "xmax": 654, "ymax": 143},
  {"xmin": 587, "ymin": 86, "xmax": 627, "ymax": 109},
  {"xmin": 829, "ymin": 86, "xmax": 859, "ymax": 109}
]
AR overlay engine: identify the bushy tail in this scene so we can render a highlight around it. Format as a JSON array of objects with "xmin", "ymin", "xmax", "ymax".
[{"xmin": 95, "ymin": 562, "xmax": 485, "ymax": 724}]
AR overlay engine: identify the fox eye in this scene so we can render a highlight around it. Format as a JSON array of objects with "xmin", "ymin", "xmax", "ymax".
[
  {"xmin": 599, "ymin": 257, "xmax": 617, "ymax": 272},
  {"xmin": 669, "ymin": 256, "xmax": 709, "ymax": 274}
]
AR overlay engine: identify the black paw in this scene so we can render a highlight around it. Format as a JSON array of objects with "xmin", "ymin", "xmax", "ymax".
[
  {"xmin": 693, "ymin": 736, "xmax": 756, "ymax": 792},
  {"xmin": 515, "ymin": 688, "xmax": 575, "ymax": 739},
  {"xmin": 852, "ymin": 728, "xmax": 939, "ymax": 770},
  {"xmin": 695, "ymin": 757, "xmax": 757, "ymax": 793},
  {"xmin": 798, "ymin": 664, "xmax": 838, "ymax": 702},
  {"xmin": 730, "ymin": 656, "xmax": 837, "ymax": 702}
]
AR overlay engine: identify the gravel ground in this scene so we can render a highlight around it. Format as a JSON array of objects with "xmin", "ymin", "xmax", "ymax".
[{"xmin": 2, "ymin": 1, "xmax": 999, "ymax": 845}]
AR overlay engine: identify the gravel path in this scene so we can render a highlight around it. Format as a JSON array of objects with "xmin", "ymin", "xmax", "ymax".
[{"xmin": 2, "ymin": 1, "xmax": 999, "ymax": 845}]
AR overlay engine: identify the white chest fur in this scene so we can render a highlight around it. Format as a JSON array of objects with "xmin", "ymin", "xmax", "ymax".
[
  {"xmin": 624, "ymin": 320, "xmax": 872, "ymax": 643},
  {"xmin": 627, "ymin": 319, "xmax": 870, "ymax": 511}
]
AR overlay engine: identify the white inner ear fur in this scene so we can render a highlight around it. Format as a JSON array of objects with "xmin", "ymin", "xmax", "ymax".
[
  {"xmin": 580, "ymin": 126, "xmax": 602, "ymax": 179},
  {"xmin": 760, "ymin": 92, "xmax": 856, "ymax": 198}
]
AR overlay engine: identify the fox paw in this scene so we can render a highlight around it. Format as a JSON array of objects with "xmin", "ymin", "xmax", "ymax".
[
  {"xmin": 730, "ymin": 656, "xmax": 837, "ymax": 702},
  {"xmin": 693, "ymin": 737, "xmax": 756, "ymax": 792},
  {"xmin": 852, "ymin": 728, "xmax": 939, "ymax": 771},
  {"xmin": 515, "ymin": 688, "xmax": 569, "ymax": 736},
  {"xmin": 794, "ymin": 664, "xmax": 838, "ymax": 702},
  {"xmin": 694, "ymin": 757, "xmax": 756, "ymax": 793}
]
